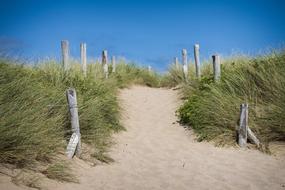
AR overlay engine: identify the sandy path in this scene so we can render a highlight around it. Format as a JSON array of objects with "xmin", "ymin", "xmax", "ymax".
[{"xmin": 2, "ymin": 86, "xmax": 285, "ymax": 190}]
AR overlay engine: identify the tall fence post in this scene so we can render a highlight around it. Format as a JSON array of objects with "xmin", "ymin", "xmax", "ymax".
[
  {"xmin": 61, "ymin": 40, "xmax": 69, "ymax": 71},
  {"xmin": 112, "ymin": 56, "xmax": 116, "ymax": 73},
  {"xmin": 238, "ymin": 104, "xmax": 248, "ymax": 148},
  {"xmin": 66, "ymin": 88, "xmax": 81, "ymax": 158},
  {"xmin": 148, "ymin": 65, "xmax": 152, "ymax": 73},
  {"xmin": 194, "ymin": 44, "xmax": 201, "ymax": 79},
  {"xmin": 80, "ymin": 43, "xmax": 87, "ymax": 77},
  {"xmin": 102, "ymin": 50, "xmax": 108, "ymax": 79},
  {"xmin": 182, "ymin": 49, "xmax": 188, "ymax": 81},
  {"xmin": 212, "ymin": 54, "xmax": 221, "ymax": 81},
  {"xmin": 174, "ymin": 57, "xmax": 179, "ymax": 69}
]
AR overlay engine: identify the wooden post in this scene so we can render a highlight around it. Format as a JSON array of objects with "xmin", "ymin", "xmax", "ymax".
[
  {"xmin": 182, "ymin": 49, "xmax": 188, "ymax": 81},
  {"xmin": 66, "ymin": 88, "xmax": 81, "ymax": 157},
  {"xmin": 102, "ymin": 50, "xmax": 108, "ymax": 79},
  {"xmin": 247, "ymin": 127, "xmax": 260, "ymax": 147},
  {"xmin": 66, "ymin": 133, "xmax": 79, "ymax": 159},
  {"xmin": 148, "ymin": 65, "xmax": 152, "ymax": 73},
  {"xmin": 212, "ymin": 55, "xmax": 221, "ymax": 81},
  {"xmin": 61, "ymin": 40, "xmax": 69, "ymax": 71},
  {"xmin": 238, "ymin": 104, "xmax": 248, "ymax": 148},
  {"xmin": 112, "ymin": 56, "xmax": 116, "ymax": 73},
  {"xmin": 96, "ymin": 58, "xmax": 101, "ymax": 64},
  {"xmin": 194, "ymin": 44, "xmax": 201, "ymax": 78},
  {"xmin": 174, "ymin": 57, "xmax": 179, "ymax": 69},
  {"xmin": 80, "ymin": 43, "xmax": 87, "ymax": 77}
]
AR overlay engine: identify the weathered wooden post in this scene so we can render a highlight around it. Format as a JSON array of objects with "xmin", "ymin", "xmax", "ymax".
[
  {"xmin": 112, "ymin": 56, "xmax": 116, "ymax": 73},
  {"xmin": 61, "ymin": 40, "xmax": 69, "ymax": 71},
  {"xmin": 80, "ymin": 43, "xmax": 87, "ymax": 77},
  {"xmin": 66, "ymin": 88, "xmax": 81, "ymax": 158},
  {"xmin": 194, "ymin": 44, "xmax": 201, "ymax": 78},
  {"xmin": 212, "ymin": 55, "xmax": 221, "ymax": 81},
  {"xmin": 182, "ymin": 49, "xmax": 188, "ymax": 81},
  {"xmin": 238, "ymin": 104, "xmax": 248, "ymax": 148},
  {"xmin": 102, "ymin": 50, "xmax": 108, "ymax": 79},
  {"xmin": 148, "ymin": 65, "xmax": 152, "ymax": 73},
  {"xmin": 247, "ymin": 127, "xmax": 260, "ymax": 148},
  {"xmin": 174, "ymin": 57, "xmax": 179, "ymax": 69}
]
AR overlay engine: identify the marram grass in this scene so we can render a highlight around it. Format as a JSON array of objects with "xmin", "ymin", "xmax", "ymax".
[
  {"xmin": 175, "ymin": 51, "xmax": 285, "ymax": 149},
  {"xmin": 0, "ymin": 58, "xmax": 161, "ymax": 183}
]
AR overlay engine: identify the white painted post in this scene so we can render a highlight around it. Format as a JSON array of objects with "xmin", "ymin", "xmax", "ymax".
[
  {"xmin": 102, "ymin": 50, "xmax": 108, "ymax": 79},
  {"xmin": 80, "ymin": 43, "xmax": 87, "ymax": 77},
  {"xmin": 194, "ymin": 44, "xmax": 201, "ymax": 78},
  {"xmin": 112, "ymin": 56, "xmax": 116, "ymax": 73},
  {"xmin": 66, "ymin": 88, "xmax": 81, "ymax": 157},
  {"xmin": 182, "ymin": 49, "xmax": 188, "ymax": 81},
  {"xmin": 238, "ymin": 104, "xmax": 248, "ymax": 148},
  {"xmin": 174, "ymin": 57, "xmax": 179, "ymax": 69},
  {"xmin": 61, "ymin": 40, "xmax": 69, "ymax": 71},
  {"xmin": 212, "ymin": 55, "xmax": 221, "ymax": 81}
]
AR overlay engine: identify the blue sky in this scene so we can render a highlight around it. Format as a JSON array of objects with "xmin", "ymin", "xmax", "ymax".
[{"xmin": 0, "ymin": 0, "xmax": 285, "ymax": 71}]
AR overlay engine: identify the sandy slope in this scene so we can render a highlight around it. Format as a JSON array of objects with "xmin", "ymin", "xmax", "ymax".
[{"xmin": 1, "ymin": 86, "xmax": 285, "ymax": 190}]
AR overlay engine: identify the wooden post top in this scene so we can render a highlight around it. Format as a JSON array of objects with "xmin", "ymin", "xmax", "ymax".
[
  {"xmin": 102, "ymin": 50, "xmax": 108, "ymax": 57},
  {"xmin": 212, "ymin": 54, "xmax": 220, "ymax": 59},
  {"xmin": 61, "ymin": 40, "xmax": 69, "ymax": 44}
]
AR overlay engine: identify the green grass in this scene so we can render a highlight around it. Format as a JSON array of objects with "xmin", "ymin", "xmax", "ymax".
[
  {"xmin": 160, "ymin": 63, "xmax": 196, "ymax": 88},
  {"xmin": 0, "ymin": 57, "xmax": 161, "ymax": 182},
  {"xmin": 43, "ymin": 161, "xmax": 78, "ymax": 183},
  {"xmin": 174, "ymin": 51, "xmax": 285, "ymax": 148}
]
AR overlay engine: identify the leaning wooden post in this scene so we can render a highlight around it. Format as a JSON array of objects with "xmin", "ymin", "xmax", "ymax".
[
  {"xmin": 182, "ymin": 49, "xmax": 188, "ymax": 81},
  {"xmin": 61, "ymin": 40, "xmax": 69, "ymax": 71},
  {"xmin": 80, "ymin": 43, "xmax": 87, "ymax": 77},
  {"xmin": 111, "ymin": 56, "xmax": 116, "ymax": 73},
  {"xmin": 238, "ymin": 104, "xmax": 248, "ymax": 148},
  {"xmin": 102, "ymin": 50, "xmax": 108, "ymax": 79},
  {"xmin": 212, "ymin": 55, "xmax": 221, "ymax": 81},
  {"xmin": 66, "ymin": 88, "xmax": 81, "ymax": 157},
  {"xmin": 194, "ymin": 44, "xmax": 201, "ymax": 79},
  {"xmin": 247, "ymin": 127, "xmax": 260, "ymax": 148}
]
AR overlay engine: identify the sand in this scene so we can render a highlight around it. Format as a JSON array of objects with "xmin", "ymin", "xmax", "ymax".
[{"xmin": 1, "ymin": 86, "xmax": 285, "ymax": 190}]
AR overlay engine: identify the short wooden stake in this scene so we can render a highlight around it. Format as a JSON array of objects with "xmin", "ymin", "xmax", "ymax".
[
  {"xmin": 66, "ymin": 88, "xmax": 81, "ymax": 157},
  {"xmin": 66, "ymin": 133, "xmax": 79, "ymax": 159},
  {"xmin": 61, "ymin": 40, "xmax": 69, "ymax": 71},
  {"xmin": 112, "ymin": 56, "xmax": 116, "ymax": 73},
  {"xmin": 174, "ymin": 57, "xmax": 179, "ymax": 69},
  {"xmin": 80, "ymin": 43, "xmax": 87, "ymax": 77},
  {"xmin": 102, "ymin": 50, "xmax": 108, "ymax": 78},
  {"xmin": 194, "ymin": 44, "xmax": 201, "ymax": 78},
  {"xmin": 182, "ymin": 49, "xmax": 188, "ymax": 81},
  {"xmin": 238, "ymin": 104, "xmax": 248, "ymax": 148},
  {"xmin": 212, "ymin": 55, "xmax": 221, "ymax": 81},
  {"xmin": 247, "ymin": 127, "xmax": 260, "ymax": 148}
]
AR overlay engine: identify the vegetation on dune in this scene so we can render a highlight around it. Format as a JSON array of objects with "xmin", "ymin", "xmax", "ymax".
[
  {"xmin": 0, "ymin": 58, "xmax": 161, "ymax": 183},
  {"xmin": 1, "ymin": 49, "xmax": 284, "ymax": 185},
  {"xmin": 175, "ymin": 52, "xmax": 285, "ymax": 148}
]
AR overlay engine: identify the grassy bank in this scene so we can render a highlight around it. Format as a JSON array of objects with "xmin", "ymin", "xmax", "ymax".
[
  {"xmin": 0, "ymin": 58, "xmax": 160, "ymax": 183},
  {"xmin": 172, "ymin": 52, "xmax": 285, "ymax": 149}
]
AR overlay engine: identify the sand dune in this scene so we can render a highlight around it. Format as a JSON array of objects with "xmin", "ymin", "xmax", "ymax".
[{"xmin": 1, "ymin": 86, "xmax": 285, "ymax": 190}]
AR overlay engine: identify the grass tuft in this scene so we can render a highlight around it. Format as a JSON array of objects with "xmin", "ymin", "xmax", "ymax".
[
  {"xmin": 0, "ymin": 57, "xmax": 162, "ymax": 184},
  {"xmin": 170, "ymin": 51, "xmax": 285, "ymax": 146}
]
